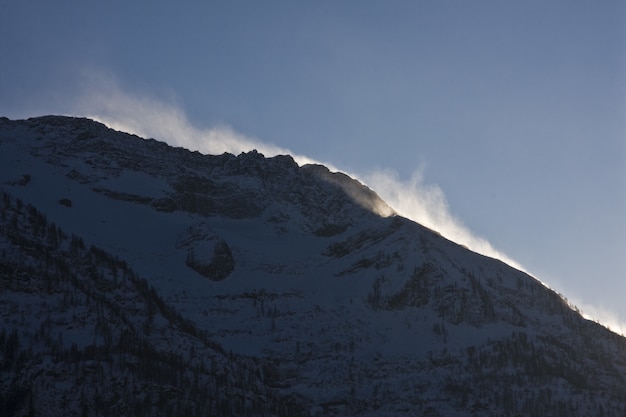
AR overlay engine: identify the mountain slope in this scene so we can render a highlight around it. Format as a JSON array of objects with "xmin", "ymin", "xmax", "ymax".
[{"xmin": 1, "ymin": 115, "xmax": 625, "ymax": 416}]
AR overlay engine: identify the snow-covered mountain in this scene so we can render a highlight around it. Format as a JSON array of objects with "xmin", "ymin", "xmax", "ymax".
[{"xmin": 1, "ymin": 115, "xmax": 625, "ymax": 416}]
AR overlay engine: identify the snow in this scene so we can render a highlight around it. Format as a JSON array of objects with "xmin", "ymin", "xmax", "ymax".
[{"xmin": 1, "ymin": 116, "xmax": 625, "ymax": 416}]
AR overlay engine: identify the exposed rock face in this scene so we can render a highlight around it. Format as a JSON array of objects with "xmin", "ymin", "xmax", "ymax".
[
  {"xmin": 1, "ymin": 116, "xmax": 625, "ymax": 417},
  {"xmin": 184, "ymin": 239, "xmax": 235, "ymax": 281},
  {"xmin": 178, "ymin": 223, "xmax": 235, "ymax": 281}
]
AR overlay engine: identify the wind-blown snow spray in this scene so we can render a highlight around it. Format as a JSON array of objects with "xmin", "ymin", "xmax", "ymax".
[{"xmin": 70, "ymin": 74, "xmax": 625, "ymax": 335}]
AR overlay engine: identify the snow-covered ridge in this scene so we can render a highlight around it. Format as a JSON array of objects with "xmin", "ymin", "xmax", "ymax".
[
  {"xmin": 1, "ymin": 115, "xmax": 626, "ymax": 416},
  {"xmin": 0, "ymin": 115, "xmax": 393, "ymax": 224}
]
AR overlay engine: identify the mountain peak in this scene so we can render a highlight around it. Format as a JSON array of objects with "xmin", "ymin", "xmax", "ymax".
[{"xmin": 1, "ymin": 115, "xmax": 625, "ymax": 416}]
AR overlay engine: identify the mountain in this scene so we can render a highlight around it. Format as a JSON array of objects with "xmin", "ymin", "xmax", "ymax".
[{"xmin": 1, "ymin": 115, "xmax": 625, "ymax": 417}]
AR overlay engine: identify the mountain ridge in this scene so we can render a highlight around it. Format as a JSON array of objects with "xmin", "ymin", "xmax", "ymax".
[{"xmin": 1, "ymin": 115, "xmax": 625, "ymax": 416}]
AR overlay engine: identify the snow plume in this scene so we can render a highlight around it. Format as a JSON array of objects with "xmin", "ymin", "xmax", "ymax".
[
  {"xmin": 72, "ymin": 73, "xmax": 320, "ymax": 166},
  {"xmin": 362, "ymin": 168, "xmax": 525, "ymax": 271},
  {"xmin": 571, "ymin": 299, "xmax": 626, "ymax": 336},
  {"xmin": 364, "ymin": 169, "xmax": 626, "ymax": 335},
  {"xmin": 73, "ymin": 74, "xmax": 521, "ymax": 266},
  {"xmin": 69, "ymin": 75, "xmax": 626, "ymax": 334}
]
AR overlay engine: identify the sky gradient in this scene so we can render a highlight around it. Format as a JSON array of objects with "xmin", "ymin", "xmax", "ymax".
[{"xmin": 2, "ymin": 1, "xmax": 625, "ymax": 332}]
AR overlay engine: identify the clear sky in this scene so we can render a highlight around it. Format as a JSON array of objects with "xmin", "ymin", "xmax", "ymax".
[{"xmin": 2, "ymin": 1, "xmax": 625, "ymax": 332}]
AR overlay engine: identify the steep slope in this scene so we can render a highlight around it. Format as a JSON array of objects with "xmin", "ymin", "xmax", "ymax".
[
  {"xmin": 0, "ymin": 190, "xmax": 304, "ymax": 416},
  {"xmin": 1, "ymin": 115, "xmax": 625, "ymax": 416}
]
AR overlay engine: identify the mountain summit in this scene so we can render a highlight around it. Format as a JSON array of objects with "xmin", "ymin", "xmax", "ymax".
[{"xmin": 1, "ymin": 116, "xmax": 625, "ymax": 416}]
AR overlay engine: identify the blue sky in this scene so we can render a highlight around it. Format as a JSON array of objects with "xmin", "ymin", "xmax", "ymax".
[{"xmin": 2, "ymin": 1, "xmax": 625, "ymax": 331}]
